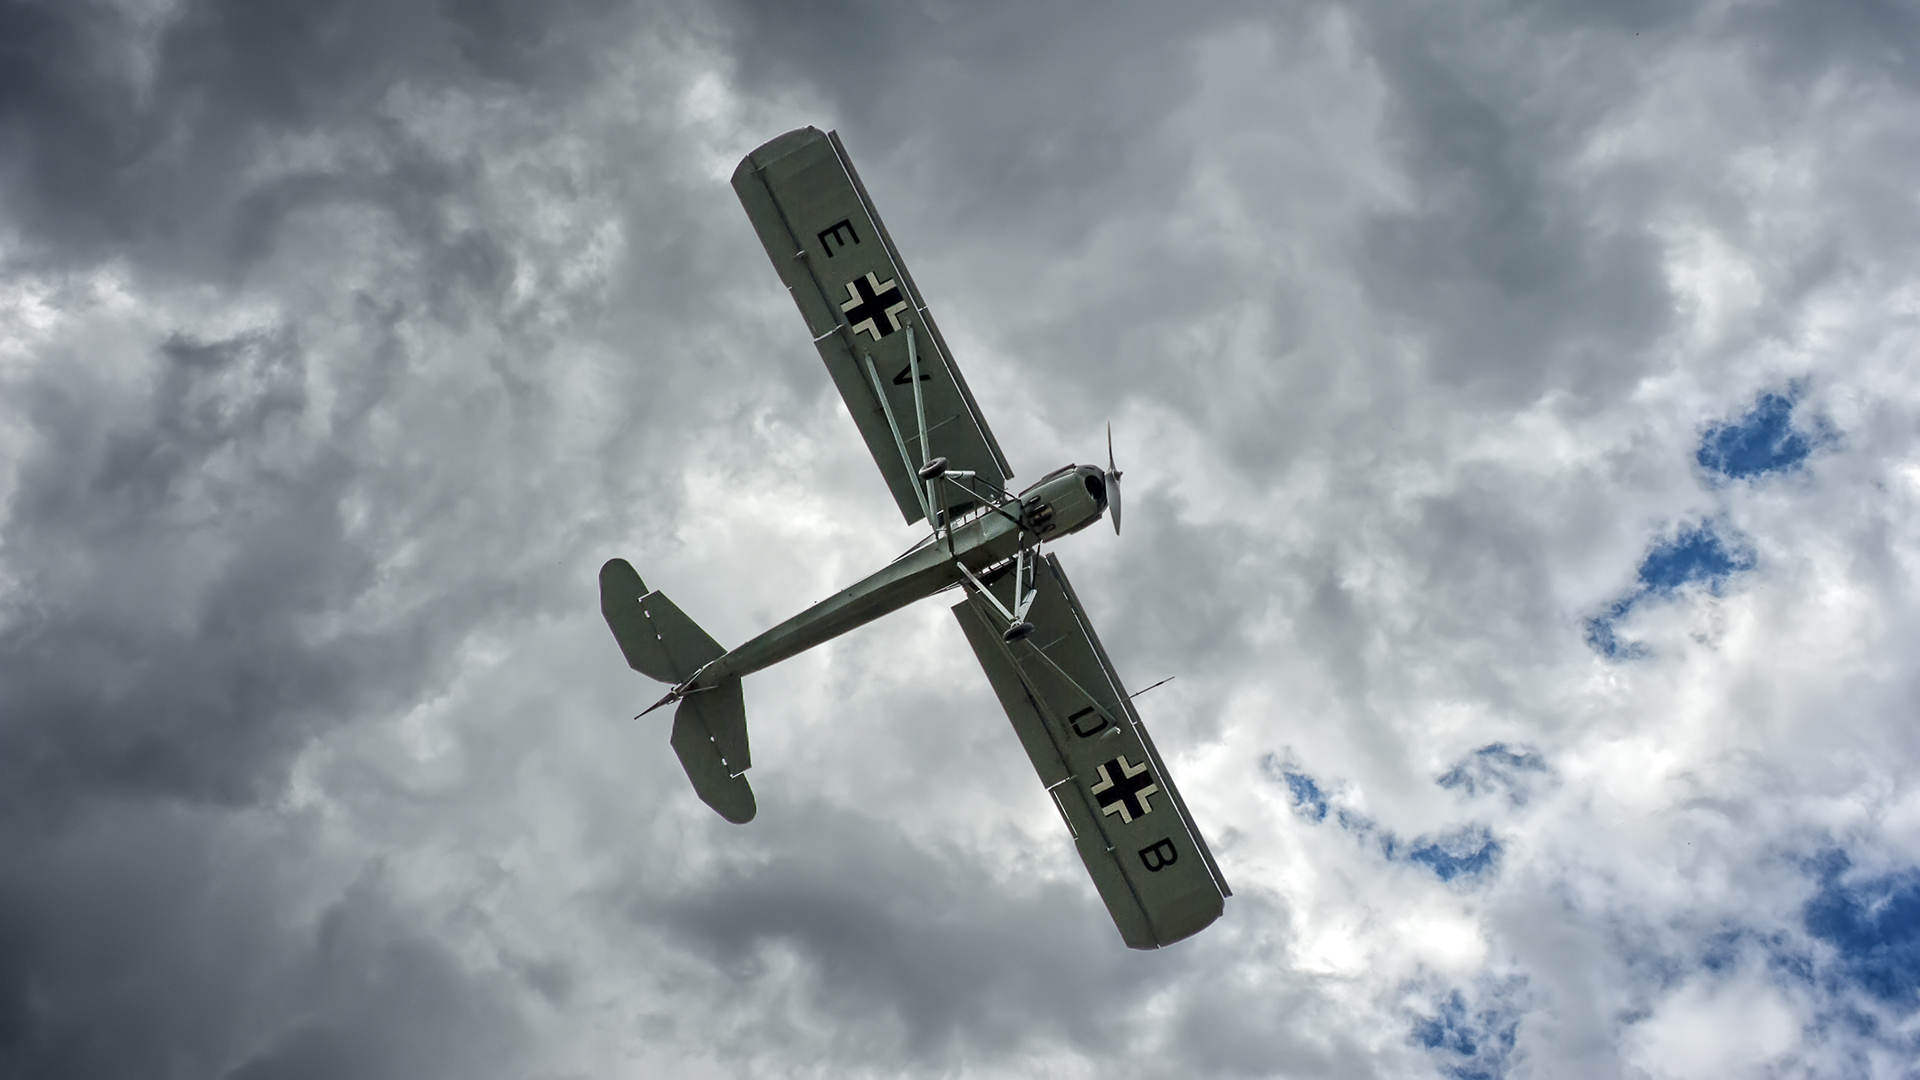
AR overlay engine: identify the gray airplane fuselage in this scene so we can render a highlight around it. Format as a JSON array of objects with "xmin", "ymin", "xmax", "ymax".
[{"xmin": 689, "ymin": 464, "xmax": 1110, "ymax": 690}]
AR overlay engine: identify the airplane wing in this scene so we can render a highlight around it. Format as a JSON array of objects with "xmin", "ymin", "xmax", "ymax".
[
  {"xmin": 733, "ymin": 128, "xmax": 1014, "ymax": 526},
  {"xmin": 952, "ymin": 553, "xmax": 1229, "ymax": 949}
]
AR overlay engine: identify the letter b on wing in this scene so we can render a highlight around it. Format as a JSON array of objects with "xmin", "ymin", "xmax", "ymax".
[{"xmin": 1139, "ymin": 838, "xmax": 1178, "ymax": 872}]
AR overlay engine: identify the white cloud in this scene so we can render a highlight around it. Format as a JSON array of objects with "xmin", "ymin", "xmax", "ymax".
[{"xmin": 1626, "ymin": 969, "xmax": 1802, "ymax": 1080}]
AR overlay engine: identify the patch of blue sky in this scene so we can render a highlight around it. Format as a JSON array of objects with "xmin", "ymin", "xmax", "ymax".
[
  {"xmin": 1263, "ymin": 760, "xmax": 1504, "ymax": 883},
  {"xmin": 1621, "ymin": 855, "xmax": 1920, "ymax": 1068},
  {"xmin": 1437, "ymin": 743, "xmax": 1550, "ymax": 806},
  {"xmin": 1635, "ymin": 523, "xmax": 1756, "ymax": 593},
  {"xmin": 1600, "ymin": 874, "xmax": 1920, "ymax": 1062},
  {"xmin": 1337, "ymin": 807, "xmax": 1375, "ymax": 836},
  {"xmin": 1260, "ymin": 754, "xmax": 1329, "ymax": 822},
  {"xmin": 1803, "ymin": 851, "xmax": 1920, "ymax": 1008},
  {"xmin": 1582, "ymin": 603, "xmax": 1648, "ymax": 660},
  {"xmin": 1537, "ymin": 854, "xmax": 1920, "ymax": 1070},
  {"xmin": 1585, "ymin": 521, "xmax": 1755, "ymax": 660},
  {"xmin": 1697, "ymin": 386, "xmax": 1829, "ymax": 481},
  {"xmin": 1585, "ymin": 386, "xmax": 1829, "ymax": 659},
  {"xmin": 1410, "ymin": 977, "xmax": 1529, "ymax": 1080},
  {"xmin": 1660, "ymin": 925, "xmax": 1813, "ymax": 990},
  {"xmin": 1283, "ymin": 772, "xmax": 1328, "ymax": 822},
  {"xmin": 1406, "ymin": 825, "xmax": 1502, "ymax": 883},
  {"xmin": 1699, "ymin": 926, "xmax": 1755, "ymax": 974}
]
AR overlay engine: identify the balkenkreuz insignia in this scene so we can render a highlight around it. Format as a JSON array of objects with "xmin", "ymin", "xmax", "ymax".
[
  {"xmin": 841, "ymin": 272, "xmax": 909, "ymax": 340},
  {"xmin": 1089, "ymin": 756, "xmax": 1160, "ymax": 824}
]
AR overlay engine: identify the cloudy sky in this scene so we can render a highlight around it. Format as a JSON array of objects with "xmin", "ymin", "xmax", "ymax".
[{"xmin": 5, "ymin": 0, "xmax": 1920, "ymax": 1076}]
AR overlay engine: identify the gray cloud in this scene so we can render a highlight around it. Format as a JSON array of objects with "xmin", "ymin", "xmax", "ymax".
[
  {"xmin": 0, "ymin": 0, "xmax": 622, "ymax": 273},
  {"xmin": 0, "ymin": 804, "xmax": 529, "ymax": 1080},
  {"xmin": 1352, "ymin": 5, "xmax": 1678, "ymax": 404}
]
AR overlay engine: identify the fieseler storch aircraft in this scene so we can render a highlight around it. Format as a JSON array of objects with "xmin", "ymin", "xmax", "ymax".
[{"xmin": 599, "ymin": 128, "xmax": 1229, "ymax": 948}]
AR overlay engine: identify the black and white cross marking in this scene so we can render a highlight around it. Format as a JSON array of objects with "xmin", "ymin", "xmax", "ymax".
[
  {"xmin": 1089, "ymin": 755, "xmax": 1160, "ymax": 824},
  {"xmin": 841, "ymin": 272, "xmax": 909, "ymax": 341}
]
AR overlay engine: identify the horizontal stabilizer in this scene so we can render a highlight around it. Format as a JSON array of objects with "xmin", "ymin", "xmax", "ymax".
[
  {"xmin": 671, "ymin": 679, "xmax": 755, "ymax": 824},
  {"xmin": 600, "ymin": 558, "xmax": 725, "ymax": 684}
]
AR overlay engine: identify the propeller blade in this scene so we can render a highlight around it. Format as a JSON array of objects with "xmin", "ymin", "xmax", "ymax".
[{"xmin": 1107, "ymin": 423, "xmax": 1123, "ymax": 535}]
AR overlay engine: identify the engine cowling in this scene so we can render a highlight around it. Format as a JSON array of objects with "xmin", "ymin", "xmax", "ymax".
[{"xmin": 1016, "ymin": 464, "xmax": 1109, "ymax": 539}]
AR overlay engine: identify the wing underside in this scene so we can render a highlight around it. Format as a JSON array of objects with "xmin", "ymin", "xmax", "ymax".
[
  {"xmin": 952, "ymin": 554, "xmax": 1228, "ymax": 949},
  {"xmin": 733, "ymin": 127, "xmax": 1012, "ymax": 526}
]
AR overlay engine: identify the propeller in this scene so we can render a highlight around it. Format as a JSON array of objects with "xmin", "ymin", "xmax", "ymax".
[{"xmin": 1106, "ymin": 423, "xmax": 1123, "ymax": 535}]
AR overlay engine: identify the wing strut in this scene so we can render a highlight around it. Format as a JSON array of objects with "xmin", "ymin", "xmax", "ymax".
[
  {"xmin": 862, "ymin": 351, "xmax": 938, "ymax": 526},
  {"xmin": 906, "ymin": 325, "xmax": 952, "ymax": 548},
  {"xmin": 956, "ymin": 540, "xmax": 1044, "ymax": 643},
  {"xmin": 999, "ymin": 602, "xmax": 1121, "ymax": 731},
  {"xmin": 1013, "ymin": 544, "xmax": 1038, "ymax": 623},
  {"xmin": 956, "ymin": 559, "xmax": 1018, "ymax": 623}
]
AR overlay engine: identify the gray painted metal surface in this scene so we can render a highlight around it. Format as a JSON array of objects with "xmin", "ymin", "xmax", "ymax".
[
  {"xmin": 954, "ymin": 555, "xmax": 1228, "ymax": 948},
  {"xmin": 732, "ymin": 127, "xmax": 1010, "ymax": 526}
]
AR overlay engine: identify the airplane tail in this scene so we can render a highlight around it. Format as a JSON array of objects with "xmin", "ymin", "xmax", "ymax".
[
  {"xmin": 600, "ymin": 558, "xmax": 756, "ymax": 824},
  {"xmin": 600, "ymin": 558, "xmax": 725, "ymax": 684}
]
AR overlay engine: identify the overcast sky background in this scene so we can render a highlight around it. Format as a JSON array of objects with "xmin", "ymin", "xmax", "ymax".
[{"xmin": 4, "ymin": 0, "xmax": 1920, "ymax": 1077}]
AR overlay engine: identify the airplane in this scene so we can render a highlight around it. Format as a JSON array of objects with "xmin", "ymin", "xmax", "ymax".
[{"xmin": 600, "ymin": 128, "xmax": 1228, "ymax": 949}]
